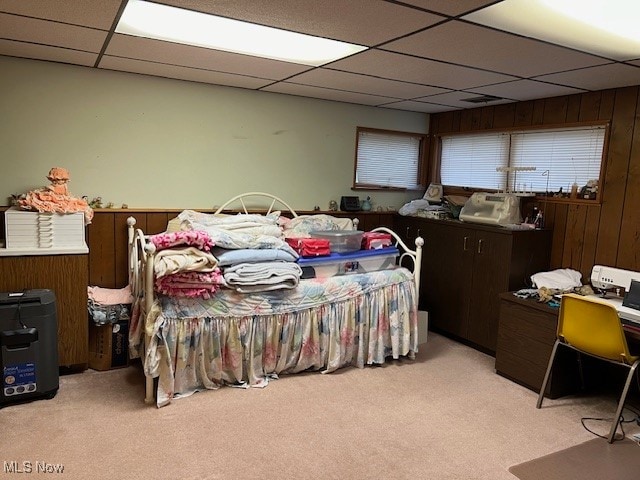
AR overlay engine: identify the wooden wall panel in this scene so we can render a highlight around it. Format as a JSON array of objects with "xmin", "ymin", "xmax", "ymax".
[
  {"xmin": 549, "ymin": 205, "xmax": 568, "ymax": 270},
  {"xmin": 618, "ymin": 96, "xmax": 640, "ymax": 270},
  {"xmin": 542, "ymin": 96, "xmax": 568, "ymax": 124},
  {"xmin": 514, "ymin": 101, "xmax": 534, "ymax": 127},
  {"xmin": 429, "ymin": 85, "xmax": 640, "ymax": 275},
  {"xmin": 87, "ymin": 212, "xmax": 115, "ymax": 287},
  {"xmin": 565, "ymin": 95, "xmax": 581, "ymax": 123},
  {"xmin": 531, "ymin": 99, "xmax": 545, "ymax": 125},
  {"xmin": 581, "ymin": 205, "xmax": 601, "ymax": 278},
  {"xmin": 595, "ymin": 86, "xmax": 638, "ymax": 267},
  {"xmin": 480, "ymin": 106, "xmax": 495, "ymax": 129},
  {"xmin": 562, "ymin": 204, "xmax": 587, "ymax": 270},
  {"xmin": 579, "ymin": 91, "xmax": 602, "ymax": 122},
  {"xmin": 493, "ymin": 103, "xmax": 516, "ymax": 129}
]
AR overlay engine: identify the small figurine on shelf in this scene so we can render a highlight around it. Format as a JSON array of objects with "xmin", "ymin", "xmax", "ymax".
[
  {"xmin": 361, "ymin": 196, "xmax": 372, "ymax": 211},
  {"xmin": 88, "ymin": 197, "xmax": 103, "ymax": 209},
  {"xmin": 328, "ymin": 200, "xmax": 338, "ymax": 212},
  {"xmin": 121, "ymin": 203, "xmax": 128, "ymax": 209},
  {"xmin": 105, "ymin": 202, "xmax": 115, "ymax": 209}
]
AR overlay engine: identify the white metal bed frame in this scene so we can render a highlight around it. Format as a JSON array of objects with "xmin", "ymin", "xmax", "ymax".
[{"xmin": 126, "ymin": 192, "xmax": 423, "ymax": 405}]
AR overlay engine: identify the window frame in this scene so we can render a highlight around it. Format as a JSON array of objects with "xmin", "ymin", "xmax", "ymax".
[
  {"xmin": 353, "ymin": 126, "xmax": 428, "ymax": 192},
  {"xmin": 434, "ymin": 121, "xmax": 610, "ymax": 203}
]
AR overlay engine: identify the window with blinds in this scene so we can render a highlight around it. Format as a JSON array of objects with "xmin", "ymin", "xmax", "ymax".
[
  {"xmin": 440, "ymin": 124, "xmax": 607, "ymax": 195},
  {"xmin": 441, "ymin": 133, "xmax": 510, "ymax": 190},
  {"xmin": 354, "ymin": 127, "xmax": 425, "ymax": 190}
]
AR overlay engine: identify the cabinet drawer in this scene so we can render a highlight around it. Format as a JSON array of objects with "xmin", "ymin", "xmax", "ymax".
[
  {"xmin": 499, "ymin": 300, "xmax": 557, "ymax": 342},
  {"xmin": 495, "ymin": 348, "xmax": 547, "ymax": 391}
]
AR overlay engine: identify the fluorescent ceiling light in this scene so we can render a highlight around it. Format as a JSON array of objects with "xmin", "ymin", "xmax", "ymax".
[
  {"xmin": 463, "ymin": 0, "xmax": 640, "ymax": 61},
  {"xmin": 116, "ymin": 0, "xmax": 367, "ymax": 66}
]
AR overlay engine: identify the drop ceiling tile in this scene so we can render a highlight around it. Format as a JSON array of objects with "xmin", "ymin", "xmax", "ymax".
[
  {"xmin": 0, "ymin": 13, "xmax": 108, "ymax": 52},
  {"xmin": 286, "ymin": 68, "xmax": 451, "ymax": 99},
  {"xmin": 105, "ymin": 34, "xmax": 310, "ymax": 80},
  {"xmin": 0, "ymin": 0, "xmax": 122, "ymax": 30},
  {"xmin": 384, "ymin": 20, "xmax": 609, "ymax": 77},
  {"xmin": 416, "ymin": 91, "xmax": 514, "ymax": 108},
  {"xmin": 470, "ymin": 79, "xmax": 586, "ymax": 101},
  {"xmin": 400, "ymin": 0, "xmax": 497, "ymax": 17},
  {"xmin": 99, "ymin": 56, "xmax": 274, "ymax": 89},
  {"xmin": 262, "ymin": 82, "xmax": 399, "ymax": 107},
  {"xmin": 330, "ymin": 49, "xmax": 517, "ymax": 90},
  {"xmin": 156, "ymin": 0, "xmax": 445, "ymax": 46},
  {"xmin": 0, "ymin": 39, "xmax": 97, "ymax": 66},
  {"xmin": 379, "ymin": 100, "xmax": 459, "ymax": 113},
  {"xmin": 534, "ymin": 63, "xmax": 640, "ymax": 91}
]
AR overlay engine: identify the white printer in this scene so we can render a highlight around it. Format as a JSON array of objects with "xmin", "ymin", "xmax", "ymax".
[{"xmin": 459, "ymin": 193, "xmax": 521, "ymax": 226}]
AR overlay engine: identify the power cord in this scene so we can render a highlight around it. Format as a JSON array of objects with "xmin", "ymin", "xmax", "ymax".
[{"xmin": 581, "ymin": 405, "xmax": 640, "ymax": 442}]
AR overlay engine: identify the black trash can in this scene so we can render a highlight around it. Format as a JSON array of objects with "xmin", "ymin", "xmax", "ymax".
[{"xmin": 1, "ymin": 289, "xmax": 59, "ymax": 407}]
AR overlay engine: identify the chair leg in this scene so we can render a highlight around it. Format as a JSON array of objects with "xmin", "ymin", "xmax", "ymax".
[
  {"xmin": 607, "ymin": 360, "xmax": 640, "ymax": 443},
  {"xmin": 537, "ymin": 340, "xmax": 561, "ymax": 409}
]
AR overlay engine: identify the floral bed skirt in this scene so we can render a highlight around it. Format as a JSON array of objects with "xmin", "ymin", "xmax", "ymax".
[{"xmin": 133, "ymin": 268, "xmax": 419, "ymax": 407}]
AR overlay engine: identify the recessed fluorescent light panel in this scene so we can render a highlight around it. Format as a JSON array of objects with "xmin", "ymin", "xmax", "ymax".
[
  {"xmin": 463, "ymin": 0, "xmax": 640, "ymax": 61},
  {"xmin": 116, "ymin": 0, "xmax": 367, "ymax": 66}
]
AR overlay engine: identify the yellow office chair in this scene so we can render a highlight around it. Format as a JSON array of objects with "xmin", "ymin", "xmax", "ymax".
[{"xmin": 536, "ymin": 293, "xmax": 640, "ymax": 443}]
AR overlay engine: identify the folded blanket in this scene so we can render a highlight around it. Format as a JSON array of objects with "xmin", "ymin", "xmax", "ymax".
[
  {"xmin": 177, "ymin": 209, "xmax": 297, "ymax": 254},
  {"xmin": 154, "ymin": 247, "xmax": 218, "ymax": 278},
  {"xmin": 87, "ymin": 284, "xmax": 134, "ymax": 305},
  {"xmin": 155, "ymin": 270, "xmax": 225, "ymax": 299},
  {"xmin": 223, "ymin": 261, "xmax": 302, "ymax": 293},
  {"xmin": 212, "ymin": 247, "xmax": 298, "ymax": 266},
  {"xmin": 150, "ymin": 230, "xmax": 214, "ymax": 252}
]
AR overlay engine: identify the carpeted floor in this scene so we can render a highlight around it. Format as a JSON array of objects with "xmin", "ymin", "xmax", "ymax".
[
  {"xmin": 510, "ymin": 437, "xmax": 640, "ymax": 480},
  {"xmin": 1, "ymin": 332, "xmax": 639, "ymax": 479}
]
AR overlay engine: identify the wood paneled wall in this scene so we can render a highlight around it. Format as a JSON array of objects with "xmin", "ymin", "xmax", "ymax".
[
  {"xmin": 428, "ymin": 87, "xmax": 640, "ymax": 280},
  {"xmin": 86, "ymin": 210, "xmax": 395, "ymax": 288}
]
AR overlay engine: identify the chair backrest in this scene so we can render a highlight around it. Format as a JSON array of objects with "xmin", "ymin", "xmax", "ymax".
[{"xmin": 558, "ymin": 293, "xmax": 638, "ymax": 364}]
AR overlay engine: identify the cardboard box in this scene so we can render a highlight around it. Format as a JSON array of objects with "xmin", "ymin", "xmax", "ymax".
[{"xmin": 88, "ymin": 320, "xmax": 129, "ymax": 371}]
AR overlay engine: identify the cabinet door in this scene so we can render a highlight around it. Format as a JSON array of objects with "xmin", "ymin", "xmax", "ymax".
[
  {"xmin": 422, "ymin": 223, "xmax": 474, "ymax": 338},
  {"xmin": 467, "ymin": 231, "xmax": 511, "ymax": 352},
  {"xmin": 393, "ymin": 215, "xmax": 419, "ymax": 247}
]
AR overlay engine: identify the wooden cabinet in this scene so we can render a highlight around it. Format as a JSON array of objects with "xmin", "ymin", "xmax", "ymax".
[
  {"xmin": 0, "ymin": 253, "xmax": 89, "ymax": 368},
  {"xmin": 495, "ymin": 293, "xmax": 580, "ymax": 398},
  {"xmin": 394, "ymin": 216, "xmax": 552, "ymax": 353}
]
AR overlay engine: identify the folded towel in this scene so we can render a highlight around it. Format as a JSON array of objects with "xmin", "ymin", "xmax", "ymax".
[
  {"xmin": 223, "ymin": 261, "xmax": 302, "ymax": 293},
  {"xmin": 154, "ymin": 247, "xmax": 218, "ymax": 278}
]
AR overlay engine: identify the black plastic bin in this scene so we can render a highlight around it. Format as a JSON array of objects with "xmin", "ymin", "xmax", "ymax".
[{"xmin": 0, "ymin": 289, "xmax": 59, "ymax": 407}]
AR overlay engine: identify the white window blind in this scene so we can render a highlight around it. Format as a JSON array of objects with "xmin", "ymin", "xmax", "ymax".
[
  {"xmin": 511, "ymin": 127, "xmax": 605, "ymax": 193},
  {"xmin": 355, "ymin": 129, "xmax": 422, "ymax": 189},
  {"xmin": 440, "ymin": 133, "xmax": 509, "ymax": 190},
  {"xmin": 440, "ymin": 125, "xmax": 606, "ymax": 194}
]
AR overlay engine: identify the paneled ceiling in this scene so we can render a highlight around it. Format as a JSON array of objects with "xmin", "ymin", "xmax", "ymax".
[{"xmin": 2, "ymin": 0, "xmax": 640, "ymax": 114}]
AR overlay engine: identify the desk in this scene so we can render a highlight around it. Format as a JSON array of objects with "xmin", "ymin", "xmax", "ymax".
[{"xmin": 495, "ymin": 292, "xmax": 640, "ymax": 398}]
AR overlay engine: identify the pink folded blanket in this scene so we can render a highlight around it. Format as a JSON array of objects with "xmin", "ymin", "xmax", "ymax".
[
  {"xmin": 150, "ymin": 230, "xmax": 214, "ymax": 252},
  {"xmin": 87, "ymin": 285, "xmax": 134, "ymax": 305},
  {"xmin": 155, "ymin": 270, "xmax": 225, "ymax": 299}
]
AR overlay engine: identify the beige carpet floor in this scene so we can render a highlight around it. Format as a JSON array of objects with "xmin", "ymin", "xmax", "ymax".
[{"xmin": 1, "ymin": 332, "xmax": 639, "ymax": 479}]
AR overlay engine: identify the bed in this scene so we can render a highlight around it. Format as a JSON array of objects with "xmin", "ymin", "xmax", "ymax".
[{"xmin": 127, "ymin": 192, "xmax": 425, "ymax": 407}]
